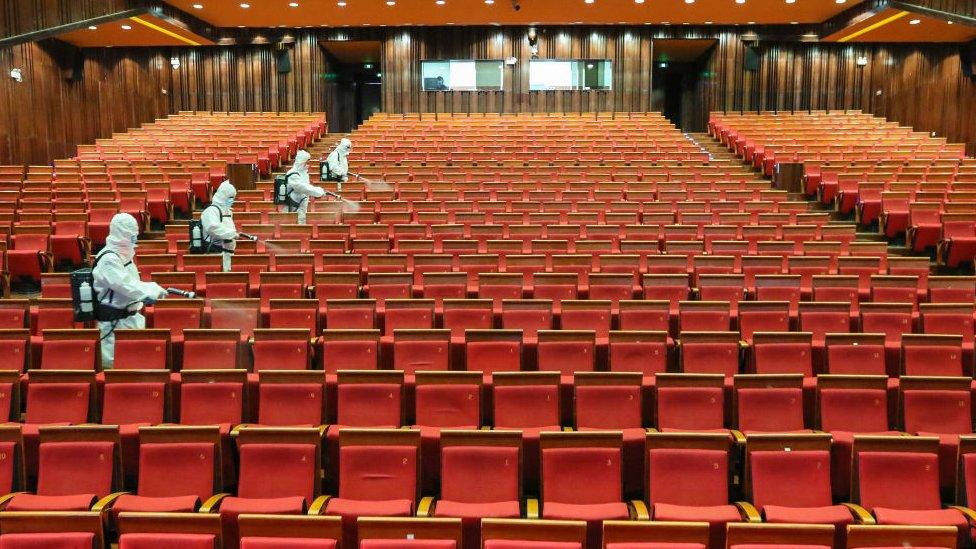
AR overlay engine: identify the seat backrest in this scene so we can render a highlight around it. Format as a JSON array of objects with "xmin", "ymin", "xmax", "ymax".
[
  {"xmin": 857, "ymin": 451, "xmax": 941, "ymax": 510},
  {"xmin": 441, "ymin": 445, "xmax": 519, "ymax": 504},
  {"xmin": 819, "ymin": 388, "xmax": 889, "ymax": 433},
  {"xmin": 537, "ymin": 333, "xmax": 594, "ymax": 376},
  {"xmin": 493, "ymin": 385, "xmax": 559, "ymax": 429},
  {"xmin": 138, "ymin": 442, "xmax": 216, "ymax": 499},
  {"xmin": 339, "ymin": 444, "xmax": 417, "ymax": 502},
  {"xmin": 321, "ymin": 331, "xmax": 380, "ymax": 372},
  {"xmin": 608, "ymin": 334, "xmax": 667, "ymax": 376},
  {"xmin": 750, "ymin": 450, "xmax": 833, "ymax": 508},
  {"xmin": 648, "ymin": 448, "xmax": 728, "ymax": 506},
  {"xmin": 179, "ymin": 382, "xmax": 243, "ymax": 425},
  {"xmin": 102, "ymin": 382, "xmax": 166, "ymax": 425},
  {"xmin": 258, "ymin": 383, "xmax": 323, "ymax": 426},
  {"xmin": 237, "ymin": 443, "xmax": 317, "ymax": 502},
  {"xmin": 903, "ymin": 341, "xmax": 963, "ymax": 377},
  {"xmin": 753, "ymin": 337, "xmax": 812, "ymax": 376},
  {"xmin": 414, "ymin": 384, "xmax": 480, "ymax": 429},
  {"xmin": 36, "ymin": 441, "xmax": 115, "ymax": 497},
  {"xmin": 336, "ymin": 383, "xmax": 402, "ymax": 427},
  {"xmin": 542, "ymin": 447, "xmax": 621, "ymax": 505},
  {"xmin": 0, "ymin": 533, "xmax": 95, "ymax": 548},
  {"xmin": 656, "ymin": 386, "xmax": 724, "ymax": 430},
  {"xmin": 25, "ymin": 382, "xmax": 90, "ymax": 424},
  {"xmin": 575, "ymin": 385, "xmax": 641, "ymax": 430},
  {"xmin": 40, "ymin": 339, "xmax": 97, "ymax": 371},
  {"xmin": 465, "ymin": 333, "xmax": 522, "ymax": 374},
  {"xmin": 737, "ymin": 388, "xmax": 805, "ymax": 432},
  {"xmin": 680, "ymin": 337, "xmax": 739, "ymax": 376},
  {"xmin": 902, "ymin": 389, "xmax": 972, "ymax": 435}
]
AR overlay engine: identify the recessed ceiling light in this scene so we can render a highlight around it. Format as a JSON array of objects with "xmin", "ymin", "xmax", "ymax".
[
  {"xmin": 835, "ymin": 0, "xmax": 846, "ymax": 3},
  {"xmin": 240, "ymin": 2, "xmax": 249, "ymax": 7},
  {"xmin": 584, "ymin": 0, "xmax": 594, "ymax": 3},
  {"xmin": 705, "ymin": 21, "xmax": 713, "ymax": 24},
  {"xmin": 121, "ymin": 24, "xmax": 132, "ymax": 29},
  {"xmin": 735, "ymin": 0, "xmax": 745, "ymax": 3},
  {"xmin": 909, "ymin": 18, "xmax": 921, "ymax": 24},
  {"xmin": 790, "ymin": 21, "xmax": 798, "ymax": 24},
  {"xmin": 485, "ymin": 0, "xmax": 494, "ymax": 3},
  {"xmin": 748, "ymin": 21, "xmax": 756, "ymax": 24},
  {"xmin": 289, "ymin": 1, "xmax": 299, "ymax": 6},
  {"xmin": 386, "ymin": 0, "xmax": 395, "ymax": 4},
  {"xmin": 192, "ymin": 3, "xmax": 203, "ymax": 8},
  {"xmin": 88, "ymin": 25, "xmax": 97, "ymax": 30},
  {"xmin": 337, "ymin": 1, "xmax": 346, "ymax": 6},
  {"xmin": 436, "ymin": 0, "xmax": 445, "ymax": 4},
  {"xmin": 684, "ymin": 0, "xmax": 694, "ymax": 3},
  {"xmin": 948, "ymin": 20, "xmax": 954, "ymax": 24},
  {"xmin": 785, "ymin": 0, "xmax": 795, "ymax": 3},
  {"xmin": 635, "ymin": 0, "xmax": 644, "ymax": 3}
]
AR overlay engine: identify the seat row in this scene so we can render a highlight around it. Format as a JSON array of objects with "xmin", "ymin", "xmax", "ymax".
[{"xmin": 0, "ymin": 420, "xmax": 971, "ymax": 548}]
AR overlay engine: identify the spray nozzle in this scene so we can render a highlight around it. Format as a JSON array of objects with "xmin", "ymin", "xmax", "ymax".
[
  {"xmin": 166, "ymin": 288, "xmax": 196, "ymax": 299},
  {"xmin": 239, "ymin": 232, "xmax": 259, "ymax": 242}
]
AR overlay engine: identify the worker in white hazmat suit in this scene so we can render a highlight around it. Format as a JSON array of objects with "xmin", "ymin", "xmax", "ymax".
[
  {"xmin": 201, "ymin": 181, "xmax": 240, "ymax": 271},
  {"xmin": 322, "ymin": 138, "xmax": 353, "ymax": 190},
  {"xmin": 92, "ymin": 213, "xmax": 168, "ymax": 369},
  {"xmin": 285, "ymin": 149, "xmax": 327, "ymax": 224}
]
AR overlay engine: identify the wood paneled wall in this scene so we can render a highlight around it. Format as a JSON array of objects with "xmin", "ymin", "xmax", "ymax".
[
  {"xmin": 704, "ymin": 31, "xmax": 976, "ymax": 154},
  {"xmin": 381, "ymin": 26, "xmax": 654, "ymax": 115},
  {"xmin": 2, "ymin": 25, "xmax": 974, "ymax": 165},
  {"xmin": 0, "ymin": 0, "xmax": 132, "ymax": 39},
  {"xmin": 0, "ymin": 40, "xmax": 171, "ymax": 165}
]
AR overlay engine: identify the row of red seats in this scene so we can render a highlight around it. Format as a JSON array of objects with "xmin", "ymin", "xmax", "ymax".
[
  {"xmin": 2, "ymin": 511, "xmax": 961, "ymax": 549},
  {"xmin": 0, "ymin": 414, "xmax": 970, "ymax": 548}
]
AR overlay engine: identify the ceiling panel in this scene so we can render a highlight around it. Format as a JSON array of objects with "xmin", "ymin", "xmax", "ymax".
[
  {"xmin": 164, "ymin": 0, "xmax": 864, "ymax": 27},
  {"xmin": 823, "ymin": 7, "xmax": 976, "ymax": 42},
  {"xmin": 57, "ymin": 13, "xmax": 216, "ymax": 47}
]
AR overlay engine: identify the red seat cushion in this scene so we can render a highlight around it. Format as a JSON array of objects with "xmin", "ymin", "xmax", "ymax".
[
  {"xmin": 4, "ymin": 493, "xmax": 96, "ymax": 511},
  {"xmin": 119, "ymin": 533, "xmax": 216, "ymax": 549},
  {"xmin": 433, "ymin": 499, "xmax": 521, "ymax": 519},
  {"xmin": 873, "ymin": 507, "xmax": 967, "ymax": 530},
  {"xmin": 0, "ymin": 532, "xmax": 95, "ymax": 549},
  {"xmin": 360, "ymin": 541, "xmax": 455, "ymax": 549},
  {"xmin": 324, "ymin": 497, "xmax": 413, "ymax": 517},
  {"xmin": 762, "ymin": 504, "xmax": 854, "ymax": 526},
  {"xmin": 542, "ymin": 501, "xmax": 630, "ymax": 521},
  {"xmin": 111, "ymin": 494, "xmax": 200, "ymax": 514},
  {"xmin": 652, "ymin": 502, "xmax": 741, "ymax": 523},
  {"xmin": 607, "ymin": 545, "xmax": 705, "ymax": 549},
  {"xmin": 219, "ymin": 495, "xmax": 306, "ymax": 515},
  {"xmin": 241, "ymin": 539, "xmax": 337, "ymax": 549},
  {"xmin": 484, "ymin": 542, "xmax": 581, "ymax": 549},
  {"xmin": 732, "ymin": 546, "xmax": 830, "ymax": 549}
]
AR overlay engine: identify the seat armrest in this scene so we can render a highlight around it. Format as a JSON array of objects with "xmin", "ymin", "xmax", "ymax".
[
  {"xmin": 200, "ymin": 493, "xmax": 231, "ymax": 513},
  {"xmin": 0, "ymin": 492, "xmax": 24, "ymax": 510},
  {"xmin": 842, "ymin": 503, "xmax": 876, "ymax": 524},
  {"xmin": 734, "ymin": 501, "xmax": 762, "ymax": 523},
  {"xmin": 526, "ymin": 498, "xmax": 540, "ymax": 519},
  {"xmin": 93, "ymin": 491, "xmax": 131, "ymax": 512},
  {"xmin": 629, "ymin": 500, "xmax": 650, "ymax": 521},
  {"xmin": 308, "ymin": 495, "xmax": 332, "ymax": 515},
  {"xmin": 731, "ymin": 430, "xmax": 747, "ymax": 444},
  {"xmin": 948, "ymin": 505, "xmax": 976, "ymax": 524},
  {"xmin": 416, "ymin": 496, "xmax": 435, "ymax": 517}
]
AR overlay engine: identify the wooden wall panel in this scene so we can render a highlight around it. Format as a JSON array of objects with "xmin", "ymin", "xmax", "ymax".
[
  {"xmin": 702, "ymin": 31, "xmax": 976, "ymax": 154},
  {"xmin": 905, "ymin": 0, "xmax": 976, "ymax": 19},
  {"xmin": 379, "ymin": 26, "xmax": 655, "ymax": 116},
  {"xmin": 0, "ymin": 40, "xmax": 170, "ymax": 165}
]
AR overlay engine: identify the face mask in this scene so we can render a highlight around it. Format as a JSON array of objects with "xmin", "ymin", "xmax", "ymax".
[{"xmin": 224, "ymin": 198, "xmax": 235, "ymax": 209}]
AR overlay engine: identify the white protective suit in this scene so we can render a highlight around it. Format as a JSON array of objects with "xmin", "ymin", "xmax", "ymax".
[
  {"xmin": 285, "ymin": 149, "xmax": 326, "ymax": 224},
  {"xmin": 324, "ymin": 138, "xmax": 352, "ymax": 184},
  {"xmin": 92, "ymin": 213, "xmax": 167, "ymax": 369},
  {"xmin": 201, "ymin": 181, "xmax": 239, "ymax": 253}
]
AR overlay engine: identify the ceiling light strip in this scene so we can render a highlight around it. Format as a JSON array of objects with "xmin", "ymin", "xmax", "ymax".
[
  {"xmin": 837, "ymin": 10, "xmax": 910, "ymax": 42},
  {"xmin": 130, "ymin": 15, "xmax": 202, "ymax": 46}
]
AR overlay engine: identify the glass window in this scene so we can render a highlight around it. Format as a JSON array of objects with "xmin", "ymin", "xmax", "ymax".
[
  {"xmin": 528, "ymin": 59, "xmax": 612, "ymax": 91},
  {"xmin": 421, "ymin": 60, "xmax": 505, "ymax": 91}
]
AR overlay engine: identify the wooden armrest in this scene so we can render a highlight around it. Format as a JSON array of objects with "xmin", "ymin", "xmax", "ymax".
[
  {"xmin": 417, "ymin": 496, "xmax": 435, "ymax": 518},
  {"xmin": 92, "ymin": 491, "xmax": 130, "ymax": 512},
  {"xmin": 308, "ymin": 495, "xmax": 332, "ymax": 515},
  {"xmin": 734, "ymin": 501, "xmax": 762, "ymax": 523},
  {"xmin": 948, "ymin": 505, "xmax": 976, "ymax": 523},
  {"xmin": 562, "ymin": 427, "xmax": 574, "ymax": 432},
  {"xmin": 842, "ymin": 503, "xmax": 876, "ymax": 524},
  {"xmin": 731, "ymin": 430, "xmax": 747, "ymax": 444},
  {"xmin": 200, "ymin": 493, "xmax": 231, "ymax": 513},
  {"xmin": 526, "ymin": 498, "xmax": 540, "ymax": 519},
  {"xmin": 629, "ymin": 500, "xmax": 650, "ymax": 521},
  {"xmin": 0, "ymin": 492, "xmax": 24, "ymax": 510}
]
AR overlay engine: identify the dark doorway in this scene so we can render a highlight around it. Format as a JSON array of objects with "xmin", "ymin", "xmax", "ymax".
[
  {"xmin": 651, "ymin": 39, "xmax": 716, "ymax": 132},
  {"xmin": 320, "ymin": 40, "xmax": 383, "ymax": 133}
]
